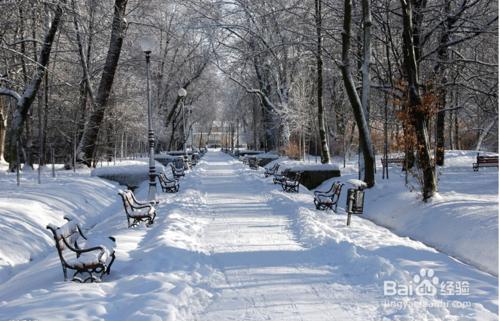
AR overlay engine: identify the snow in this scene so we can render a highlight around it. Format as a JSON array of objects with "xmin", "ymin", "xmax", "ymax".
[
  {"xmin": 346, "ymin": 179, "xmax": 368, "ymax": 188},
  {"xmin": 254, "ymin": 151, "xmax": 279, "ymax": 159},
  {"xmin": 91, "ymin": 161, "xmax": 165, "ymax": 177},
  {"xmin": 317, "ymin": 150, "xmax": 499, "ymax": 276},
  {"xmin": 0, "ymin": 169, "xmax": 120, "ymax": 283},
  {"xmin": 0, "ymin": 150, "xmax": 497, "ymax": 320}
]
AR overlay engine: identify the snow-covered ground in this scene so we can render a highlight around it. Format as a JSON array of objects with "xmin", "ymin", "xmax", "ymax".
[
  {"xmin": 0, "ymin": 150, "xmax": 497, "ymax": 320},
  {"xmin": 313, "ymin": 150, "xmax": 498, "ymax": 276}
]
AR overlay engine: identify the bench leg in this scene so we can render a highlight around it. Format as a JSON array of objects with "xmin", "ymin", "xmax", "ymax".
[{"xmin": 107, "ymin": 253, "xmax": 116, "ymax": 275}]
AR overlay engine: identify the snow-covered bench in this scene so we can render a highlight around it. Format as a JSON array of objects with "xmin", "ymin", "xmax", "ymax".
[
  {"xmin": 183, "ymin": 155, "xmax": 192, "ymax": 170},
  {"xmin": 118, "ymin": 190, "xmax": 157, "ymax": 227},
  {"xmin": 273, "ymin": 169, "xmax": 288, "ymax": 185},
  {"xmin": 248, "ymin": 158, "xmax": 259, "ymax": 169},
  {"xmin": 157, "ymin": 172, "xmax": 179, "ymax": 193},
  {"xmin": 281, "ymin": 172, "xmax": 302, "ymax": 193},
  {"xmin": 169, "ymin": 163, "xmax": 185, "ymax": 179},
  {"xmin": 473, "ymin": 154, "xmax": 498, "ymax": 171},
  {"xmin": 314, "ymin": 181, "xmax": 343, "ymax": 212},
  {"xmin": 380, "ymin": 157, "xmax": 405, "ymax": 167},
  {"xmin": 46, "ymin": 216, "xmax": 116, "ymax": 282},
  {"xmin": 265, "ymin": 163, "xmax": 279, "ymax": 178},
  {"xmin": 240, "ymin": 155, "xmax": 249, "ymax": 165}
]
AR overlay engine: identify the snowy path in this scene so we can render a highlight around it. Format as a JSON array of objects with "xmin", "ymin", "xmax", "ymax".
[
  {"xmin": 176, "ymin": 152, "xmax": 498, "ymax": 320},
  {"xmin": 0, "ymin": 151, "xmax": 497, "ymax": 321},
  {"xmin": 191, "ymin": 155, "xmax": 353, "ymax": 320}
]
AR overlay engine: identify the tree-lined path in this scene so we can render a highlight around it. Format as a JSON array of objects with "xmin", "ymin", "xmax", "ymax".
[
  {"xmin": 0, "ymin": 150, "xmax": 497, "ymax": 321},
  {"xmin": 186, "ymin": 151, "xmax": 497, "ymax": 320}
]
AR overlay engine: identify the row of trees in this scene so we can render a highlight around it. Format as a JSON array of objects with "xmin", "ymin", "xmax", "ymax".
[
  {"xmin": 0, "ymin": 0, "xmax": 497, "ymax": 200},
  {"xmin": 186, "ymin": 0, "xmax": 497, "ymax": 199}
]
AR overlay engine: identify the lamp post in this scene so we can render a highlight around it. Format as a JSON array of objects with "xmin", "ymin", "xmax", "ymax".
[
  {"xmin": 178, "ymin": 88, "xmax": 187, "ymax": 155},
  {"xmin": 141, "ymin": 37, "xmax": 156, "ymax": 201}
]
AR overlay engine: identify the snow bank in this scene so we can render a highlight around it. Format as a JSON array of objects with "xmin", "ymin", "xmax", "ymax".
[
  {"xmin": 250, "ymin": 156, "xmax": 497, "ymax": 319},
  {"xmin": 316, "ymin": 150, "xmax": 499, "ymax": 276},
  {"xmin": 254, "ymin": 151, "xmax": 279, "ymax": 159},
  {"xmin": 0, "ymin": 172, "xmax": 120, "ymax": 282},
  {"xmin": 0, "ymin": 163, "xmax": 220, "ymax": 321}
]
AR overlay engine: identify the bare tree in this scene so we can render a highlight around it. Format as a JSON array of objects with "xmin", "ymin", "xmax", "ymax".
[
  {"xmin": 340, "ymin": 0, "xmax": 376, "ymax": 187},
  {"xmin": 76, "ymin": 0, "xmax": 128, "ymax": 166},
  {"xmin": 400, "ymin": 0, "xmax": 436, "ymax": 200}
]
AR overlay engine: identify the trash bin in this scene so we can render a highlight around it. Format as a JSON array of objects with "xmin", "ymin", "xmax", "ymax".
[{"xmin": 345, "ymin": 179, "xmax": 367, "ymax": 226}]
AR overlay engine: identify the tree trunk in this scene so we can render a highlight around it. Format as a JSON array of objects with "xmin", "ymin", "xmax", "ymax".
[
  {"xmin": 434, "ymin": 0, "xmax": 451, "ymax": 166},
  {"xmin": 340, "ymin": 0, "xmax": 376, "ymax": 188},
  {"xmin": 252, "ymin": 103, "xmax": 258, "ymax": 149},
  {"xmin": 315, "ymin": 0, "xmax": 330, "ymax": 164},
  {"xmin": 434, "ymin": 0, "xmax": 469, "ymax": 165},
  {"xmin": 400, "ymin": 0, "xmax": 436, "ymax": 200},
  {"xmin": 475, "ymin": 116, "xmax": 498, "ymax": 151},
  {"xmin": 0, "ymin": 97, "xmax": 6, "ymax": 163},
  {"xmin": 358, "ymin": 0, "xmax": 372, "ymax": 176},
  {"xmin": 76, "ymin": 0, "xmax": 128, "ymax": 166}
]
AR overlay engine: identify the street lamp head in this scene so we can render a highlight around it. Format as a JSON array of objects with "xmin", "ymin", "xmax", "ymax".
[
  {"xmin": 140, "ymin": 37, "xmax": 155, "ymax": 54},
  {"xmin": 178, "ymin": 88, "xmax": 187, "ymax": 98}
]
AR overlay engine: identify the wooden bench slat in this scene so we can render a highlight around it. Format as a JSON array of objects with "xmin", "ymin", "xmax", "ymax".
[{"xmin": 473, "ymin": 154, "xmax": 498, "ymax": 171}]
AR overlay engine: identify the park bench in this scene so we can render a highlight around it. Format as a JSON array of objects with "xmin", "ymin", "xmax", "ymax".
[
  {"xmin": 314, "ymin": 181, "xmax": 344, "ymax": 212},
  {"xmin": 273, "ymin": 169, "xmax": 288, "ymax": 185},
  {"xmin": 118, "ymin": 190, "xmax": 157, "ymax": 227},
  {"xmin": 281, "ymin": 172, "xmax": 302, "ymax": 193},
  {"xmin": 169, "ymin": 163, "xmax": 185, "ymax": 179},
  {"xmin": 157, "ymin": 172, "xmax": 179, "ymax": 193},
  {"xmin": 473, "ymin": 153, "xmax": 498, "ymax": 171},
  {"xmin": 182, "ymin": 155, "xmax": 192, "ymax": 170},
  {"xmin": 240, "ymin": 156, "xmax": 249, "ymax": 165},
  {"xmin": 265, "ymin": 163, "xmax": 279, "ymax": 178},
  {"xmin": 381, "ymin": 158, "xmax": 405, "ymax": 167},
  {"xmin": 46, "ymin": 216, "xmax": 116, "ymax": 282},
  {"xmin": 248, "ymin": 158, "xmax": 259, "ymax": 169}
]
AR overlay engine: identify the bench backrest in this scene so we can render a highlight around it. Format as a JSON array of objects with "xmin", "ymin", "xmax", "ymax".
[
  {"xmin": 170, "ymin": 163, "xmax": 183, "ymax": 172},
  {"xmin": 381, "ymin": 158, "xmax": 405, "ymax": 164},
  {"xmin": 118, "ymin": 190, "xmax": 136, "ymax": 214},
  {"xmin": 47, "ymin": 220, "xmax": 83, "ymax": 263},
  {"xmin": 161, "ymin": 170, "xmax": 175, "ymax": 180},
  {"xmin": 160, "ymin": 172, "xmax": 177, "ymax": 184},
  {"xmin": 270, "ymin": 163, "xmax": 279, "ymax": 173},
  {"xmin": 324, "ymin": 181, "xmax": 343, "ymax": 195},
  {"xmin": 477, "ymin": 155, "xmax": 498, "ymax": 162},
  {"xmin": 332, "ymin": 182, "xmax": 343, "ymax": 199}
]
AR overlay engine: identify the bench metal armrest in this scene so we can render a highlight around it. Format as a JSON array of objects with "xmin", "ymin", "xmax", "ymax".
[{"xmin": 62, "ymin": 236, "xmax": 104, "ymax": 256}]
